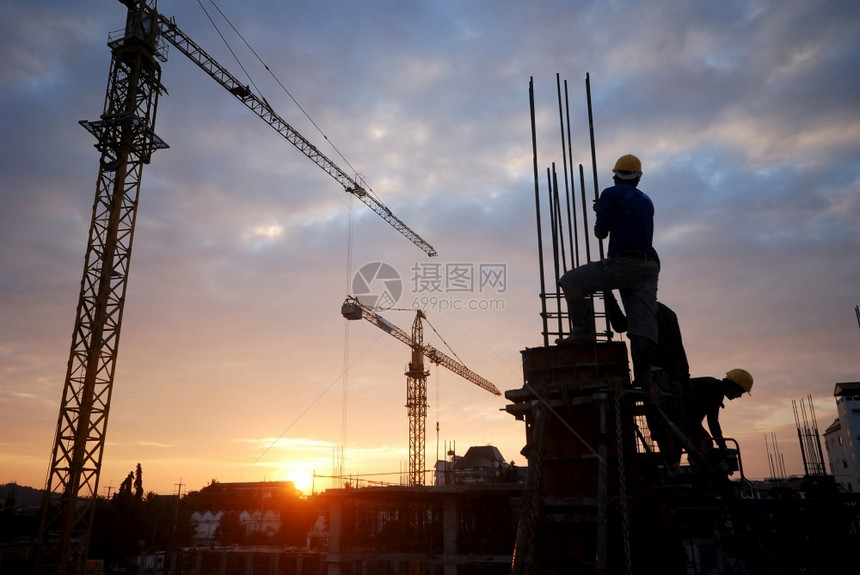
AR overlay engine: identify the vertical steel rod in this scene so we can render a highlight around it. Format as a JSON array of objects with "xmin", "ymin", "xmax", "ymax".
[
  {"xmin": 585, "ymin": 74, "xmax": 613, "ymax": 335},
  {"xmin": 552, "ymin": 166, "xmax": 568, "ymax": 288},
  {"xmin": 578, "ymin": 164, "xmax": 592, "ymax": 262},
  {"xmin": 550, "ymin": 167, "xmax": 566, "ymax": 338},
  {"xmin": 529, "ymin": 78, "xmax": 549, "ymax": 346},
  {"xmin": 563, "ymin": 79, "xmax": 580, "ymax": 267},
  {"xmin": 556, "ymin": 74, "xmax": 572, "ymax": 272},
  {"xmin": 586, "ymin": 73, "xmax": 605, "ymax": 262}
]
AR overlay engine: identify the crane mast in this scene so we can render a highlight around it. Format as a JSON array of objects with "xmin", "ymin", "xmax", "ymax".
[
  {"xmin": 406, "ymin": 311, "xmax": 430, "ymax": 487},
  {"xmin": 341, "ymin": 296, "xmax": 500, "ymax": 486},
  {"xmin": 37, "ymin": 1, "xmax": 435, "ymax": 572},
  {"xmin": 37, "ymin": 1, "xmax": 167, "ymax": 572}
]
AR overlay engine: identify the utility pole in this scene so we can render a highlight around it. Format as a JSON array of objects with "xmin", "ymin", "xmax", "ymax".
[
  {"xmin": 172, "ymin": 479, "xmax": 184, "ymax": 541},
  {"xmin": 164, "ymin": 479, "xmax": 184, "ymax": 575}
]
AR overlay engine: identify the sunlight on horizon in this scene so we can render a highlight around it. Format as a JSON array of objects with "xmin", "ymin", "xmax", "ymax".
[{"xmin": 278, "ymin": 466, "xmax": 316, "ymax": 495}]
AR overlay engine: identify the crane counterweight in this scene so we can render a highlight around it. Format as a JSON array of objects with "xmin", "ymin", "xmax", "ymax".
[{"xmin": 341, "ymin": 302, "xmax": 363, "ymax": 321}]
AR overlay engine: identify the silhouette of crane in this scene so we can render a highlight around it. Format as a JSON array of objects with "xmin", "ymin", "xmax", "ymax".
[
  {"xmin": 36, "ymin": 1, "xmax": 435, "ymax": 572},
  {"xmin": 341, "ymin": 296, "xmax": 500, "ymax": 486}
]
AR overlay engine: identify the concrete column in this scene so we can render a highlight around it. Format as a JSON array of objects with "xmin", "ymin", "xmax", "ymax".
[
  {"xmin": 326, "ymin": 497, "xmax": 343, "ymax": 575},
  {"xmin": 443, "ymin": 493, "xmax": 458, "ymax": 575}
]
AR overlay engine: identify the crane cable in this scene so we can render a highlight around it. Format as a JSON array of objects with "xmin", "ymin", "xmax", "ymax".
[
  {"xmin": 198, "ymin": 1, "xmax": 337, "ymax": 159},
  {"xmin": 195, "ymin": 1, "xmax": 264, "ymax": 108},
  {"xmin": 198, "ymin": 0, "xmax": 378, "ymax": 475},
  {"xmin": 198, "ymin": 1, "xmax": 389, "ymax": 208},
  {"xmin": 426, "ymin": 313, "xmax": 466, "ymax": 473},
  {"xmin": 423, "ymin": 315, "xmax": 468, "ymax": 367},
  {"xmin": 341, "ymin": 195, "xmax": 355, "ymax": 479},
  {"xmin": 435, "ymin": 369, "xmax": 440, "ymax": 472}
]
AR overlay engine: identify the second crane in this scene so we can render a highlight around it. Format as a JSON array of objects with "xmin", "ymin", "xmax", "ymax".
[{"xmin": 341, "ymin": 296, "xmax": 501, "ymax": 486}]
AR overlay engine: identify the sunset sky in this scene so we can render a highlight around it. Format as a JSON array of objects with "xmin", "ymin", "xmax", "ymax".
[{"xmin": 2, "ymin": 0, "xmax": 859, "ymax": 496}]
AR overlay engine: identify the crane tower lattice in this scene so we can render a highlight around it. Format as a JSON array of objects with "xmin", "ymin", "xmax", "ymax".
[{"xmin": 37, "ymin": 1, "xmax": 435, "ymax": 572}]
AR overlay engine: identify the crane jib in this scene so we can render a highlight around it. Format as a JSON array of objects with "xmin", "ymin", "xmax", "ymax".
[
  {"xmin": 156, "ymin": 16, "xmax": 437, "ymax": 257},
  {"xmin": 341, "ymin": 297, "xmax": 501, "ymax": 396}
]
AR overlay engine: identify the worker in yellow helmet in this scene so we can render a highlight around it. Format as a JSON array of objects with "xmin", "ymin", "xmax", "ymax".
[
  {"xmin": 557, "ymin": 154, "xmax": 661, "ymax": 403},
  {"xmin": 685, "ymin": 369, "xmax": 753, "ymax": 450}
]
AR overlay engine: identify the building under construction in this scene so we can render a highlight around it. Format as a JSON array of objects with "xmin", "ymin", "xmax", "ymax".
[
  {"xmin": 276, "ymin": 76, "xmax": 859, "ymax": 575},
  {"xmin": 32, "ymin": 2, "xmax": 859, "ymax": 573},
  {"xmin": 171, "ymin": 77, "xmax": 860, "ymax": 575},
  {"xmin": 302, "ymin": 351, "xmax": 855, "ymax": 575}
]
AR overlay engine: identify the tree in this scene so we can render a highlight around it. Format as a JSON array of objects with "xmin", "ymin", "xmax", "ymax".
[
  {"xmin": 0, "ymin": 482, "xmax": 40, "ymax": 548},
  {"xmin": 3, "ymin": 482, "xmax": 16, "ymax": 510},
  {"xmin": 134, "ymin": 463, "xmax": 144, "ymax": 502},
  {"xmin": 91, "ymin": 495, "xmax": 140, "ymax": 565},
  {"xmin": 91, "ymin": 464, "xmax": 147, "ymax": 567},
  {"xmin": 215, "ymin": 511, "xmax": 246, "ymax": 546},
  {"xmin": 118, "ymin": 471, "xmax": 134, "ymax": 497}
]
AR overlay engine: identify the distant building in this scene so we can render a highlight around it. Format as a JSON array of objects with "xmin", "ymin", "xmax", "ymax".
[
  {"xmin": 201, "ymin": 480, "xmax": 298, "ymax": 499},
  {"xmin": 189, "ymin": 510, "xmax": 223, "ymax": 543},
  {"xmin": 187, "ymin": 480, "xmax": 297, "ymax": 544},
  {"xmin": 434, "ymin": 445, "xmax": 523, "ymax": 485},
  {"xmin": 239, "ymin": 509, "xmax": 281, "ymax": 538},
  {"xmin": 823, "ymin": 382, "xmax": 860, "ymax": 492}
]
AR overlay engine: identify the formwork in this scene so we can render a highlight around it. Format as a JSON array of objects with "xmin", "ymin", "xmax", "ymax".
[
  {"xmin": 506, "ymin": 341, "xmax": 639, "ymax": 575},
  {"xmin": 505, "ymin": 342, "xmax": 860, "ymax": 575}
]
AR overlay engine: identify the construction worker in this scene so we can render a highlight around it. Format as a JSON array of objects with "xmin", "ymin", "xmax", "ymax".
[
  {"xmin": 685, "ymin": 369, "xmax": 753, "ymax": 450},
  {"xmin": 557, "ymin": 154, "xmax": 660, "ymax": 402},
  {"xmin": 646, "ymin": 302, "xmax": 691, "ymax": 470}
]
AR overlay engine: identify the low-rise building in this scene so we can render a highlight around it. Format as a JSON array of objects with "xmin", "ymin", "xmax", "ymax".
[
  {"xmin": 186, "ymin": 480, "xmax": 299, "ymax": 544},
  {"xmin": 824, "ymin": 382, "xmax": 860, "ymax": 492}
]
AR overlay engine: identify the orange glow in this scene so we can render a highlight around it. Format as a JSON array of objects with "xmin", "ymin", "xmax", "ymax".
[{"xmin": 281, "ymin": 467, "xmax": 315, "ymax": 496}]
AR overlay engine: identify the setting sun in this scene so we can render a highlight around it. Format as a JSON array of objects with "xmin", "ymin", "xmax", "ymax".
[{"xmin": 280, "ymin": 467, "xmax": 316, "ymax": 496}]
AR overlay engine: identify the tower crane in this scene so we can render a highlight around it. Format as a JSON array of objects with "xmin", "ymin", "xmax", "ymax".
[
  {"xmin": 341, "ymin": 296, "xmax": 501, "ymax": 487},
  {"xmin": 37, "ymin": 1, "xmax": 436, "ymax": 573}
]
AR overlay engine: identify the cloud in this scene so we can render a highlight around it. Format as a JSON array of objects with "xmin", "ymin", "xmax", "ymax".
[{"xmin": 1, "ymin": 0, "xmax": 859, "ymax": 492}]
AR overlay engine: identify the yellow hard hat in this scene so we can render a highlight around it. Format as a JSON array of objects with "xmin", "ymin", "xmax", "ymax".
[
  {"xmin": 726, "ymin": 369, "xmax": 753, "ymax": 394},
  {"xmin": 612, "ymin": 154, "xmax": 642, "ymax": 176}
]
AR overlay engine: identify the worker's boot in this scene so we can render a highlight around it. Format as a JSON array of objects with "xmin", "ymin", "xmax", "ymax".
[
  {"xmin": 556, "ymin": 297, "xmax": 596, "ymax": 344},
  {"xmin": 630, "ymin": 335, "xmax": 659, "ymax": 404}
]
